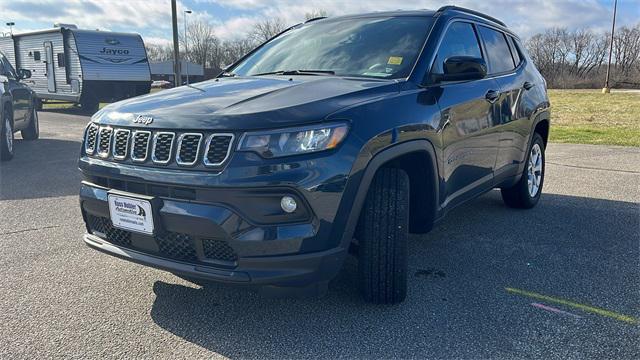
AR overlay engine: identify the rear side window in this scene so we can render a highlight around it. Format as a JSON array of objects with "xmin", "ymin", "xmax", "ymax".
[
  {"xmin": 432, "ymin": 22, "xmax": 482, "ymax": 74},
  {"xmin": 508, "ymin": 36, "xmax": 523, "ymax": 66},
  {"xmin": 477, "ymin": 26, "xmax": 515, "ymax": 74}
]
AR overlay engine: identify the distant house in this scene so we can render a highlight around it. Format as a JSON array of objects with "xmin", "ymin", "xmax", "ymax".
[{"xmin": 150, "ymin": 60, "xmax": 204, "ymax": 84}]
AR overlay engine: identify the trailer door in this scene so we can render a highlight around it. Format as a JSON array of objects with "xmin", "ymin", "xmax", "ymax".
[{"xmin": 44, "ymin": 41, "xmax": 56, "ymax": 92}]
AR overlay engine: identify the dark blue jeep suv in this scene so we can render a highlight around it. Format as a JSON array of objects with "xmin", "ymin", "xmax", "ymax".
[{"xmin": 78, "ymin": 6, "xmax": 550, "ymax": 304}]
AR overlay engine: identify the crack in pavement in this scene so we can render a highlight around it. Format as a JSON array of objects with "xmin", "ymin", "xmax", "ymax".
[
  {"xmin": 547, "ymin": 161, "xmax": 640, "ymax": 174},
  {"xmin": 1, "ymin": 225, "xmax": 63, "ymax": 236}
]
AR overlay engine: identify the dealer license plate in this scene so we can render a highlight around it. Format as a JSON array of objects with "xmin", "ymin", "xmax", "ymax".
[{"xmin": 108, "ymin": 194, "xmax": 154, "ymax": 235}]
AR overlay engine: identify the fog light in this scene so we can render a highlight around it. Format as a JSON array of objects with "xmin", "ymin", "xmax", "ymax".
[{"xmin": 280, "ymin": 196, "xmax": 297, "ymax": 213}]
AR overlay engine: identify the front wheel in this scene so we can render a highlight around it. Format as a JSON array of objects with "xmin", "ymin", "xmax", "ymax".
[
  {"xmin": 357, "ymin": 168, "xmax": 409, "ymax": 304},
  {"xmin": 501, "ymin": 133, "xmax": 545, "ymax": 209},
  {"xmin": 1, "ymin": 110, "xmax": 14, "ymax": 161},
  {"xmin": 21, "ymin": 107, "xmax": 39, "ymax": 140}
]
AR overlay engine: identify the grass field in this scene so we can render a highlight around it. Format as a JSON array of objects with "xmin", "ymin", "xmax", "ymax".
[{"xmin": 548, "ymin": 89, "xmax": 640, "ymax": 147}]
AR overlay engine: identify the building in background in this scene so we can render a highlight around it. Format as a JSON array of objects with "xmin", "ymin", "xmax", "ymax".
[{"xmin": 150, "ymin": 60, "xmax": 204, "ymax": 85}]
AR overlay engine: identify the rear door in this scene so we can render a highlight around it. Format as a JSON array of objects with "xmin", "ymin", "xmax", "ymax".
[
  {"xmin": 432, "ymin": 21, "xmax": 501, "ymax": 208},
  {"xmin": 476, "ymin": 26, "xmax": 529, "ymax": 178},
  {"xmin": 44, "ymin": 41, "xmax": 56, "ymax": 93}
]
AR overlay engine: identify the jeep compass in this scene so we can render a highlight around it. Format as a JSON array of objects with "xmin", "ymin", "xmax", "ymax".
[{"xmin": 78, "ymin": 6, "xmax": 550, "ymax": 304}]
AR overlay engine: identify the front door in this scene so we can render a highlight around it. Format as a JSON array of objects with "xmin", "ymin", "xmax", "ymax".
[
  {"xmin": 431, "ymin": 21, "xmax": 501, "ymax": 208},
  {"xmin": 44, "ymin": 42, "xmax": 56, "ymax": 92}
]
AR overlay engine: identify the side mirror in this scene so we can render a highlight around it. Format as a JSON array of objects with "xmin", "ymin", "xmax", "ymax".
[
  {"xmin": 18, "ymin": 69, "xmax": 32, "ymax": 80},
  {"xmin": 434, "ymin": 56, "xmax": 487, "ymax": 82}
]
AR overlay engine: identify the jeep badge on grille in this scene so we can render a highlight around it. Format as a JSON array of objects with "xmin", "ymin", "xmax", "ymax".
[{"xmin": 133, "ymin": 115, "xmax": 153, "ymax": 125}]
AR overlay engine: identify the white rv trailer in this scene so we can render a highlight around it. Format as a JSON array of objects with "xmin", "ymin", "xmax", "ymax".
[{"xmin": 0, "ymin": 25, "xmax": 151, "ymax": 112}]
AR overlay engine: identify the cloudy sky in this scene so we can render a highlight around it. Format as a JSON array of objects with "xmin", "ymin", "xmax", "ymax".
[{"xmin": 1, "ymin": 0, "xmax": 638, "ymax": 45}]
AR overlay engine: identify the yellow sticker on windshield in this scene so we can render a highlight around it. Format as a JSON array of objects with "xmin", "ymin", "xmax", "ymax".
[{"xmin": 388, "ymin": 56, "xmax": 403, "ymax": 65}]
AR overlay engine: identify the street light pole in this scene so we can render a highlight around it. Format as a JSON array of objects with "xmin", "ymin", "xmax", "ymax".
[
  {"xmin": 603, "ymin": 0, "xmax": 617, "ymax": 94},
  {"xmin": 183, "ymin": 10, "xmax": 192, "ymax": 85},
  {"xmin": 6, "ymin": 22, "xmax": 15, "ymax": 35},
  {"xmin": 171, "ymin": 0, "xmax": 181, "ymax": 88}
]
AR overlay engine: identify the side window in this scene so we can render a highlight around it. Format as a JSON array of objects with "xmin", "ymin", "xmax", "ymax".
[
  {"xmin": 477, "ymin": 26, "xmax": 516, "ymax": 74},
  {"xmin": 508, "ymin": 36, "xmax": 522, "ymax": 66},
  {"xmin": 57, "ymin": 53, "xmax": 65, "ymax": 68},
  {"xmin": 0, "ymin": 55, "xmax": 17, "ymax": 79},
  {"xmin": 432, "ymin": 22, "xmax": 482, "ymax": 74}
]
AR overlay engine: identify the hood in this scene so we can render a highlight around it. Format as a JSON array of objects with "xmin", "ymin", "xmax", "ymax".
[{"xmin": 93, "ymin": 76, "xmax": 399, "ymax": 130}]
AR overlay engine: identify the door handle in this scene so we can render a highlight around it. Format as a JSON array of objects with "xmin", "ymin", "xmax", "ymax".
[
  {"xmin": 485, "ymin": 90, "xmax": 500, "ymax": 103},
  {"xmin": 523, "ymin": 81, "xmax": 535, "ymax": 90}
]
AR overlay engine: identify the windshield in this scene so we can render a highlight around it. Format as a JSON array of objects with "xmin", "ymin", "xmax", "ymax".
[{"xmin": 231, "ymin": 16, "xmax": 433, "ymax": 79}]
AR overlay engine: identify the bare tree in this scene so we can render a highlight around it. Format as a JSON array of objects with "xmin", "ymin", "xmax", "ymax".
[
  {"xmin": 248, "ymin": 17, "xmax": 287, "ymax": 44},
  {"xmin": 304, "ymin": 9, "xmax": 329, "ymax": 21},
  {"xmin": 181, "ymin": 20, "xmax": 220, "ymax": 68},
  {"xmin": 145, "ymin": 43, "xmax": 173, "ymax": 62}
]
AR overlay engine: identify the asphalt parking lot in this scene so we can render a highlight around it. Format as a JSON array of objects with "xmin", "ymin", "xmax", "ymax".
[{"xmin": 1, "ymin": 110, "xmax": 638, "ymax": 359}]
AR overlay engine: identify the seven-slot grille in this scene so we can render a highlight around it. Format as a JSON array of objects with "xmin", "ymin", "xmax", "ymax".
[
  {"xmin": 204, "ymin": 134, "xmax": 234, "ymax": 166},
  {"xmin": 152, "ymin": 132, "xmax": 174, "ymax": 164},
  {"xmin": 97, "ymin": 127, "xmax": 113, "ymax": 157},
  {"xmin": 84, "ymin": 125, "xmax": 234, "ymax": 167},
  {"xmin": 131, "ymin": 131, "xmax": 151, "ymax": 162},
  {"xmin": 112, "ymin": 129, "xmax": 130, "ymax": 159},
  {"xmin": 85, "ymin": 124, "xmax": 99, "ymax": 154},
  {"xmin": 176, "ymin": 133, "xmax": 203, "ymax": 166}
]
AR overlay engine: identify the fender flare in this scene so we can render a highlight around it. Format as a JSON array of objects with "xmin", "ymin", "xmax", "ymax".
[{"xmin": 337, "ymin": 139, "xmax": 440, "ymax": 249}]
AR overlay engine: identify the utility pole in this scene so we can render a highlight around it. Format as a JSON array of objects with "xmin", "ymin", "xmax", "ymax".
[
  {"xmin": 603, "ymin": 0, "xmax": 617, "ymax": 94},
  {"xmin": 171, "ymin": 0, "xmax": 181, "ymax": 87},
  {"xmin": 183, "ymin": 10, "xmax": 192, "ymax": 85}
]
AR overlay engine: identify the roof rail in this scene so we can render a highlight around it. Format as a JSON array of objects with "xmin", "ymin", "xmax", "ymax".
[{"xmin": 436, "ymin": 5, "xmax": 506, "ymax": 27}]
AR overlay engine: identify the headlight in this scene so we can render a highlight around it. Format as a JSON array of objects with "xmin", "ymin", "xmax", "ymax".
[{"xmin": 237, "ymin": 123, "xmax": 349, "ymax": 158}]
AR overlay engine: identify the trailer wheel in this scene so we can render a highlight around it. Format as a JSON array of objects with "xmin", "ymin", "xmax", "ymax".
[{"xmin": 81, "ymin": 97, "xmax": 99, "ymax": 115}]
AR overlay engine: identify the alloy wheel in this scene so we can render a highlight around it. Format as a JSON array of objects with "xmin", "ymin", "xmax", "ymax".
[
  {"xmin": 527, "ymin": 143, "xmax": 542, "ymax": 197},
  {"xmin": 5, "ymin": 115, "xmax": 12, "ymax": 153}
]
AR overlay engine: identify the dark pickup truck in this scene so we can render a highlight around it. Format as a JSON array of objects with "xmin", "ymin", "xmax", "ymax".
[{"xmin": 78, "ymin": 6, "xmax": 550, "ymax": 304}]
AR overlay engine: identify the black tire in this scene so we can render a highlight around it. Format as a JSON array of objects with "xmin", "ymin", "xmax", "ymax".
[
  {"xmin": 81, "ymin": 97, "xmax": 99, "ymax": 115},
  {"xmin": 357, "ymin": 167, "xmax": 409, "ymax": 304},
  {"xmin": 501, "ymin": 133, "xmax": 545, "ymax": 209},
  {"xmin": 21, "ymin": 107, "xmax": 39, "ymax": 140},
  {"xmin": 34, "ymin": 98, "xmax": 43, "ymax": 111},
  {"xmin": 1, "ymin": 109, "xmax": 14, "ymax": 162}
]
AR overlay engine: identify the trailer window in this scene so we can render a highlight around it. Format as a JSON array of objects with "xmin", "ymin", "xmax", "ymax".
[
  {"xmin": 33, "ymin": 51, "xmax": 41, "ymax": 61},
  {"xmin": 57, "ymin": 53, "xmax": 65, "ymax": 68}
]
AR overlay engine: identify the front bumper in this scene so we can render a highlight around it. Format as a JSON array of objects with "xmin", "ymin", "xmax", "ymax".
[{"xmin": 79, "ymin": 177, "xmax": 349, "ymax": 287}]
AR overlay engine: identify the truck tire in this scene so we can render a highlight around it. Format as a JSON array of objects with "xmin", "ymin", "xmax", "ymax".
[
  {"xmin": 1, "ymin": 109, "xmax": 14, "ymax": 161},
  {"xmin": 21, "ymin": 107, "xmax": 39, "ymax": 140},
  {"xmin": 501, "ymin": 133, "xmax": 545, "ymax": 209},
  {"xmin": 357, "ymin": 167, "xmax": 409, "ymax": 304}
]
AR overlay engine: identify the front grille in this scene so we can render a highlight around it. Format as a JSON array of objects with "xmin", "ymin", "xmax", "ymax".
[
  {"xmin": 156, "ymin": 232, "xmax": 198, "ymax": 262},
  {"xmin": 87, "ymin": 214, "xmax": 131, "ymax": 247},
  {"xmin": 85, "ymin": 124, "xmax": 99, "ymax": 154},
  {"xmin": 86, "ymin": 127, "xmax": 234, "ymax": 168},
  {"xmin": 152, "ymin": 132, "xmax": 174, "ymax": 164},
  {"xmin": 176, "ymin": 133, "xmax": 203, "ymax": 166},
  {"xmin": 86, "ymin": 215, "xmax": 238, "ymax": 265},
  {"xmin": 97, "ymin": 127, "xmax": 113, "ymax": 157},
  {"xmin": 204, "ymin": 134, "xmax": 234, "ymax": 166},
  {"xmin": 112, "ymin": 129, "xmax": 130, "ymax": 159},
  {"xmin": 131, "ymin": 131, "xmax": 151, "ymax": 161},
  {"xmin": 203, "ymin": 238, "xmax": 238, "ymax": 262}
]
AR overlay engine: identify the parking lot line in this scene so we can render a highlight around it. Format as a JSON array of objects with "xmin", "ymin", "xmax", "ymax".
[{"xmin": 505, "ymin": 287, "xmax": 639, "ymax": 324}]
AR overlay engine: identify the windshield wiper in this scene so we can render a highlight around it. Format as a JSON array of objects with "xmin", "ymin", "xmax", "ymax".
[
  {"xmin": 252, "ymin": 69, "xmax": 335, "ymax": 76},
  {"xmin": 219, "ymin": 72, "xmax": 237, "ymax": 77}
]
